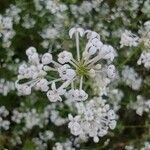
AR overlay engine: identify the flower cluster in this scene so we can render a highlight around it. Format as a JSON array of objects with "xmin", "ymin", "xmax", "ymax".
[
  {"xmin": 1, "ymin": 0, "xmax": 150, "ymax": 149},
  {"xmin": 0, "ymin": 106, "xmax": 10, "ymax": 130},
  {"xmin": 16, "ymin": 27, "xmax": 117, "ymax": 102},
  {"xmin": 107, "ymin": 88, "xmax": 124, "ymax": 112},
  {"xmin": 137, "ymin": 51, "xmax": 150, "ymax": 69},
  {"xmin": 40, "ymin": 26, "xmax": 60, "ymax": 49},
  {"xmin": 68, "ymin": 96, "xmax": 117, "ymax": 143},
  {"xmin": 0, "ymin": 15, "xmax": 15, "ymax": 48},
  {"xmin": 52, "ymin": 140, "xmax": 75, "ymax": 150},
  {"xmin": 33, "ymin": 130, "xmax": 54, "ymax": 150},
  {"xmin": 121, "ymin": 66, "xmax": 142, "ymax": 90},
  {"xmin": 0, "ymin": 79, "xmax": 15, "ymax": 96},
  {"xmin": 11, "ymin": 103, "xmax": 68, "ymax": 131},
  {"xmin": 120, "ymin": 30, "xmax": 139, "ymax": 48},
  {"xmin": 0, "ymin": 4, "xmax": 21, "ymax": 48},
  {"xmin": 125, "ymin": 141, "xmax": 150, "ymax": 150},
  {"xmin": 139, "ymin": 21, "xmax": 150, "ymax": 47},
  {"xmin": 130, "ymin": 95, "xmax": 150, "ymax": 116},
  {"xmin": 34, "ymin": 0, "xmax": 67, "ymax": 13}
]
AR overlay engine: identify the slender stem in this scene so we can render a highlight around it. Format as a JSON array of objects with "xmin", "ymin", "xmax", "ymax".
[
  {"xmin": 75, "ymin": 32, "xmax": 80, "ymax": 61},
  {"xmin": 30, "ymin": 79, "xmax": 40, "ymax": 88},
  {"xmin": 71, "ymin": 58, "xmax": 79, "ymax": 66},
  {"xmin": 86, "ymin": 50, "xmax": 112, "ymax": 67},
  {"xmin": 43, "ymin": 66, "xmax": 57, "ymax": 71},
  {"xmin": 48, "ymin": 78, "xmax": 62, "ymax": 85},
  {"xmin": 86, "ymin": 56, "xmax": 101, "ymax": 68},
  {"xmin": 80, "ymin": 76, "xmax": 83, "ymax": 90},
  {"xmin": 85, "ymin": 55, "xmax": 100, "ymax": 66},
  {"xmin": 52, "ymin": 60, "xmax": 61, "ymax": 67},
  {"xmin": 60, "ymin": 80, "xmax": 72, "ymax": 89},
  {"xmin": 71, "ymin": 81, "xmax": 74, "ymax": 89},
  {"xmin": 83, "ymin": 54, "xmax": 90, "ymax": 65},
  {"xmin": 69, "ymin": 61, "xmax": 78, "ymax": 68}
]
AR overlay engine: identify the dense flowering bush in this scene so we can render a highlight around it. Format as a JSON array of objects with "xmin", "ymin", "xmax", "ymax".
[{"xmin": 0, "ymin": 0, "xmax": 150, "ymax": 149}]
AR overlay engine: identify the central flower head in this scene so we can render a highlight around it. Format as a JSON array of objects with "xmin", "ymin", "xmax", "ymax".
[
  {"xmin": 16, "ymin": 27, "xmax": 117, "ymax": 102},
  {"xmin": 76, "ymin": 62, "xmax": 88, "ymax": 77}
]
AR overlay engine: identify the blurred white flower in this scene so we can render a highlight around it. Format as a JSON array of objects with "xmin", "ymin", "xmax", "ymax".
[{"xmin": 120, "ymin": 30, "xmax": 139, "ymax": 47}]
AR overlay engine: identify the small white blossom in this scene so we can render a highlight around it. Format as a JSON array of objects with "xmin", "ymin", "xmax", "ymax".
[
  {"xmin": 137, "ymin": 51, "xmax": 150, "ymax": 69},
  {"xmin": 35, "ymin": 79, "xmax": 49, "ymax": 92},
  {"xmin": 11, "ymin": 110, "xmax": 23, "ymax": 124},
  {"xmin": 16, "ymin": 84, "xmax": 31, "ymax": 96},
  {"xmin": 106, "ymin": 65, "xmax": 116, "ymax": 79},
  {"xmin": 121, "ymin": 66, "xmax": 142, "ymax": 90},
  {"xmin": 130, "ymin": 95, "xmax": 150, "ymax": 116},
  {"xmin": 0, "ymin": 79, "xmax": 15, "ymax": 96},
  {"xmin": 47, "ymin": 82, "xmax": 66, "ymax": 102},
  {"xmin": 66, "ymin": 89, "xmax": 88, "ymax": 102},
  {"xmin": 41, "ymin": 53, "xmax": 53, "ymax": 65},
  {"xmin": 58, "ymin": 51, "xmax": 73, "ymax": 64},
  {"xmin": 120, "ymin": 30, "xmax": 139, "ymax": 47},
  {"xmin": 0, "ymin": 106, "xmax": 10, "ymax": 130},
  {"xmin": 69, "ymin": 27, "xmax": 84, "ymax": 38},
  {"xmin": 139, "ymin": 20, "xmax": 150, "ymax": 47},
  {"xmin": 53, "ymin": 139, "xmax": 75, "ymax": 150}
]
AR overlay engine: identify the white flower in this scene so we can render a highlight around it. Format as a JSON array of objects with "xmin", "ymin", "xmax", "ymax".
[
  {"xmin": 93, "ymin": 136, "xmax": 99, "ymax": 143},
  {"xmin": 66, "ymin": 89, "xmax": 88, "ymax": 101},
  {"xmin": 100, "ymin": 45, "xmax": 116, "ymax": 61},
  {"xmin": 0, "ymin": 15, "xmax": 15, "ymax": 48},
  {"xmin": 68, "ymin": 114, "xmax": 83, "ymax": 136},
  {"xmin": 41, "ymin": 53, "xmax": 53, "ymax": 65},
  {"xmin": 68, "ymin": 97, "xmax": 117, "ymax": 142},
  {"xmin": 69, "ymin": 27, "xmax": 84, "ymax": 38},
  {"xmin": 35, "ymin": 79, "xmax": 49, "ymax": 92},
  {"xmin": 58, "ymin": 51, "xmax": 73, "ymax": 64},
  {"xmin": 130, "ymin": 95, "xmax": 150, "ymax": 116},
  {"xmin": 58, "ymin": 64, "xmax": 76, "ymax": 81},
  {"xmin": 0, "ymin": 79, "xmax": 15, "ymax": 96},
  {"xmin": 2, "ymin": 16, "xmax": 13, "ymax": 29},
  {"xmin": 0, "ymin": 106, "xmax": 10, "ymax": 130},
  {"xmin": 141, "ymin": 141, "xmax": 150, "ymax": 150},
  {"xmin": 120, "ymin": 30, "xmax": 139, "ymax": 47},
  {"xmin": 137, "ymin": 51, "xmax": 150, "ymax": 69},
  {"xmin": 16, "ymin": 84, "xmax": 31, "ymax": 96},
  {"xmin": 26, "ymin": 47, "xmax": 37, "ymax": 56},
  {"xmin": 85, "ymin": 38, "xmax": 103, "ymax": 55},
  {"xmin": 47, "ymin": 82, "xmax": 66, "ymax": 102},
  {"xmin": 139, "ymin": 20, "xmax": 150, "ymax": 47},
  {"xmin": 18, "ymin": 64, "xmax": 28, "ymax": 76},
  {"xmin": 24, "ymin": 109, "xmax": 41, "ymax": 129},
  {"xmin": 122, "ymin": 66, "xmax": 142, "ymax": 90},
  {"xmin": 11, "ymin": 110, "xmax": 23, "ymax": 124},
  {"xmin": 85, "ymin": 30, "xmax": 100, "ymax": 40},
  {"xmin": 28, "ymin": 51, "xmax": 39, "ymax": 64},
  {"xmin": 106, "ymin": 65, "xmax": 116, "ymax": 79}
]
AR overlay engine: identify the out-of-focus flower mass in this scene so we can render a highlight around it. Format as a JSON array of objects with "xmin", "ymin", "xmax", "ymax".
[{"xmin": 0, "ymin": 0, "xmax": 150, "ymax": 149}]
